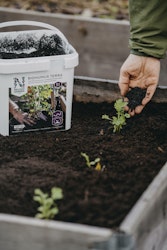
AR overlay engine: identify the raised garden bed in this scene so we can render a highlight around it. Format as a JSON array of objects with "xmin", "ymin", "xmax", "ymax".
[{"xmin": 0, "ymin": 77, "xmax": 167, "ymax": 250}]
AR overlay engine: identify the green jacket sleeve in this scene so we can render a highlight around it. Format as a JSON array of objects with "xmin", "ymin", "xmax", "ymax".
[{"xmin": 129, "ymin": 0, "xmax": 167, "ymax": 59}]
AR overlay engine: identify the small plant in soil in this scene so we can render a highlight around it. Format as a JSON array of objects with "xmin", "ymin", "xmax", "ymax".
[
  {"xmin": 126, "ymin": 87, "xmax": 147, "ymax": 110},
  {"xmin": 33, "ymin": 187, "xmax": 63, "ymax": 220},
  {"xmin": 81, "ymin": 152, "xmax": 102, "ymax": 171},
  {"xmin": 102, "ymin": 98, "xmax": 130, "ymax": 132}
]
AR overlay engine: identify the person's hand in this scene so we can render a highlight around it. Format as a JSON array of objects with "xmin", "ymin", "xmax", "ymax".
[
  {"xmin": 118, "ymin": 54, "xmax": 160, "ymax": 116},
  {"xmin": 13, "ymin": 110, "xmax": 35, "ymax": 126}
]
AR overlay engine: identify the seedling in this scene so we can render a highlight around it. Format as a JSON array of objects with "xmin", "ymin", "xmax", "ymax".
[
  {"xmin": 102, "ymin": 98, "xmax": 130, "ymax": 132},
  {"xmin": 33, "ymin": 187, "xmax": 63, "ymax": 220},
  {"xmin": 81, "ymin": 152, "xmax": 102, "ymax": 171}
]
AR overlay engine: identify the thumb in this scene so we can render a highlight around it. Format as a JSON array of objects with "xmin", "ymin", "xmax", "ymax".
[
  {"xmin": 142, "ymin": 84, "xmax": 157, "ymax": 106},
  {"xmin": 118, "ymin": 70, "xmax": 130, "ymax": 96}
]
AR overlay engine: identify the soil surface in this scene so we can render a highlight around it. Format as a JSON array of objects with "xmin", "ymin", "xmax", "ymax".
[
  {"xmin": 0, "ymin": 100, "xmax": 166, "ymax": 229},
  {"xmin": 0, "ymin": 0, "xmax": 129, "ymax": 20}
]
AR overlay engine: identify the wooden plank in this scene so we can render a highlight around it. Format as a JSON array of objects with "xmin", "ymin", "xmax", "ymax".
[
  {"xmin": 120, "ymin": 162, "xmax": 167, "ymax": 250},
  {"xmin": 0, "ymin": 214, "xmax": 112, "ymax": 250},
  {"xmin": 74, "ymin": 76, "xmax": 167, "ymax": 103},
  {"xmin": 0, "ymin": 7, "xmax": 166, "ymax": 86}
]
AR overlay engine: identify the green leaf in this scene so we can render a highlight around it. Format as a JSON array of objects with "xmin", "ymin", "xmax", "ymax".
[
  {"xmin": 94, "ymin": 158, "xmax": 100, "ymax": 164},
  {"xmin": 34, "ymin": 188, "xmax": 43, "ymax": 196},
  {"xmin": 33, "ymin": 196, "xmax": 42, "ymax": 203},
  {"xmin": 51, "ymin": 187, "xmax": 63, "ymax": 200},
  {"xmin": 50, "ymin": 207, "xmax": 59, "ymax": 215},
  {"xmin": 125, "ymin": 113, "xmax": 130, "ymax": 118},
  {"xmin": 90, "ymin": 157, "xmax": 100, "ymax": 166},
  {"xmin": 112, "ymin": 116, "xmax": 120, "ymax": 126},
  {"xmin": 44, "ymin": 198, "xmax": 54, "ymax": 208},
  {"xmin": 119, "ymin": 116, "xmax": 126, "ymax": 125},
  {"xmin": 34, "ymin": 189, "xmax": 48, "ymax": 199},
  {"xmin": 114, "ymin": 99, "xmax": 127, "ymax": 112},
  {"xmin": 102, "ymin": 114, "xmax": 112, "ymax": 121},
  {"xmin": 35, "ymin": 213, "xmax": 44, "ymax": 219},
  {"xmin": 37, "ymin": 205, "xmax": 45, "ymax": 212},
  {"xmin": 81, "ymin": 152, "xmax": 91, "ymax": 167}
]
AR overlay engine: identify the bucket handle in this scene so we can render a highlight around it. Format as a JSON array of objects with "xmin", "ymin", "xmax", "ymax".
[{"xmin": 0, "ymin": 20, "xmax": 68, "ymax": 43}]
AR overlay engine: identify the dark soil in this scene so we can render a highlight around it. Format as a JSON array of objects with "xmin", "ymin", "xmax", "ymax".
[
  {"xmin": 0, "ymin": 33, "xmax": 70, "ymax": 59},
  {"xmin": 0, "ymin": 100, "xmax": 167, "ymax": 229},
  {"xmin": 126, "ymin": 87, "xmax": 147, "ymax": 110}
]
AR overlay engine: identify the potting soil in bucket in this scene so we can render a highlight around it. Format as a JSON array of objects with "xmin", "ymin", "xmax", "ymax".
[{"xmin": 0, "ymin": 20, "xmax": 78, "ymax": 136}]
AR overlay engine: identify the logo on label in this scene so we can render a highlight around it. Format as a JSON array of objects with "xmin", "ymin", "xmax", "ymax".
[
  {"xmin": 55, "ymin": 82, "xmax": 62, "ymax": 88},
  {"xmin": 11, "ymin": 76, "xmax": 28, "ymax": 96},
  {"xmin": 52, "ymin": 110, "xmax": 63, "ymax": 127},
  {"xmin": 13, "ymin": 77, "xmax": 25, "ymax": 93}
]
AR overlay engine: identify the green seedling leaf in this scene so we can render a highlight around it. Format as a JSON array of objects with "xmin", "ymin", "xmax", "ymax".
[
  {"xmin": 33, "ymin": 187, "xmax": 63, "ymax": 220},
  {"xmin": 50, "ymin": 207, "xmax": 59, "ymax": 215},
  {"xmin": 81, "ymin": 152, "xmax": 91, "ymax": 167},
  {"xmin": 125, "ymin": 113, "xmax": 130, "ymax": 118},
  {"xmin": 33, "ymin": 196, "xmax": 42, "ymax": 203},
  {"xmin": 81, "ymin": 152, "xmax": 102, "ymax": 171},
  {"xmin": 114, "ymin": 98, "xmax": 127, "ymax": 111},
  {"xmin": 51, "ymin": 187, "xmax": 63, "ymax": 200},
  {"xmin": 102, "ymin": 98, "xmax": 130, "ymax": 133},
  {"xmin": 102, "ymin": 114, "xmax": 111, "ymax": 120},
  {"xmin": 36, "ymin": 213, "xmax": 44, "ymax": 219}
]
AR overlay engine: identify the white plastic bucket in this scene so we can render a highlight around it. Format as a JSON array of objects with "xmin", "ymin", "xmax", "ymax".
[{"xmin": 0, "ymin": 20, "xmax": 78, "ymax": 136}]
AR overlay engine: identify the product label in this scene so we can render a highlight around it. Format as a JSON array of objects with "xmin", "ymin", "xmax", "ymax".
[{"xmin": 9, "ymin": 75, "xmax": 67, "ymax": 134}]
